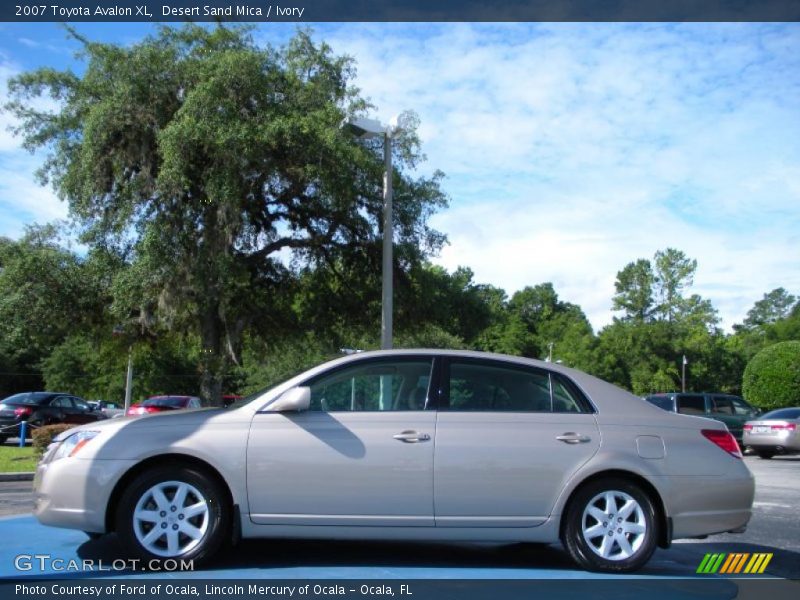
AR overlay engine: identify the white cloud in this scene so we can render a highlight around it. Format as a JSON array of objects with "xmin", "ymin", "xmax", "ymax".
[
  {"xmin": 0, "ymin": 54, "xmax": 68, "ymax": 235},
  {"xmin": 321, "ymin": 23, "xmax": 800, "ymax": 331},
  {"xmin": 1, "ymin": 23, "xmax": 798, "ymax": 334}
]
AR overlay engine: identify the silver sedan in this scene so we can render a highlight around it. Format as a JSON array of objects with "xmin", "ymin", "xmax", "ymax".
[
  {"xmin": 33, "ymin": 350, "xmax": 754, "ymax": 572},
  {"xmin": 743, "ymin": 407, "xmax": 800, "ymax": 459}
]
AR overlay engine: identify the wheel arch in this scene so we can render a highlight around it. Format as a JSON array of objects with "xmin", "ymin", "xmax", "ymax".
[
  {"xmin": 558, "ymin": 469, "xmax": 671, "ymax": 549},
  {"xmin": 104, "ymin": 453, "xmax": 235, "ymax": 534}
]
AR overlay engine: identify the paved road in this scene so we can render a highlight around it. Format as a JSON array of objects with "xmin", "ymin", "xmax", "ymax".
[{"xmin": 0, "ymin": 455, "xmax": 796, "ymax": 579}]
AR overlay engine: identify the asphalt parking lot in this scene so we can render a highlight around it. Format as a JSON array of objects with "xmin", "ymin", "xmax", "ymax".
[{"xmin": 0, "ymin": 455, "xmax": 797, "ymax": 580}]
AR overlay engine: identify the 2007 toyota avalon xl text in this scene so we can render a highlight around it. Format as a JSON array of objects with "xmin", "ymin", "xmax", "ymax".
[{"xmin": 33, "ymin": 350, "xmax": 754, "ymax": 572}]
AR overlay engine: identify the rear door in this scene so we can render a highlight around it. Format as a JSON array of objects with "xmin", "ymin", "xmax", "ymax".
[
  {"xmin": 710, "ymin": 395, "xmax": 751, "ymax": 441},
  {"xmin": 70, "ymin": 397, "xmax": 96, "ymax": 423},
  {"xmin": 433, "ymin": 358, "xmax": 600, "ymax": 526}
]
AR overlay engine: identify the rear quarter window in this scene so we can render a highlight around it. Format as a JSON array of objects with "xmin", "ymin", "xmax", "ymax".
[
  {"xmin": 645, "ymin": 396, "xmax": 674, "ymax": 411},
  {"xmin": 676, "ymin": 395, "xmax": 706, "ymax": 415}
]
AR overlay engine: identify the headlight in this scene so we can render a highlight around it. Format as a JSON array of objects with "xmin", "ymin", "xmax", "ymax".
[{"xmin": 48, "ymin": 431, "xmax": 100, "ymax": 462}]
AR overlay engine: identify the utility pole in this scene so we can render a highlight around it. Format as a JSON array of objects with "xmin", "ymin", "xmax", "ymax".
[{"xmin": 681, "ymin": 355, "xmax": 688, "ymax": 392}]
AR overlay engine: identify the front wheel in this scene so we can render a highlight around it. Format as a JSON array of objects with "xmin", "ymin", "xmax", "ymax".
[
  {"xmin": 115, "ymin": 466, "xmax": 229, "ymax": 566},
  {"xmin": 561, "ymin": 478, "xmax": 658, "ymax": 572}
]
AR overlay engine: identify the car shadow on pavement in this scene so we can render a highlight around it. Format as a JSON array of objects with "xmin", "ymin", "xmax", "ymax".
[
  {"xmin": 72, "ymin": 535, "xmax": 728, "ymax": 578},
  {"xmin": 77, "ymin": 535, "xmax": 578, "ymax": 573}
]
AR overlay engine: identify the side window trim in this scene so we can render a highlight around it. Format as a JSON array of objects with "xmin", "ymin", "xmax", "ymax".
[{"xmin": 440, "ymin": 357, "xmax": 593, "ymax": 414}]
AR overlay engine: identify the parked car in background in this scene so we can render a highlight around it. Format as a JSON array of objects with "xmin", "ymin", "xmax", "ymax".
[
  {"xmin": 125, "ymin": 395, "xmax": 202, "ymax": 416},
  {"xmin": 643, "ymin": 392, "xmax": 760, "ymax": 443},
  {"xmin": 223, "ymin": 394, "xmax": 243, "ymax": 407},
  {"xmin": 88, "ymin": 401, "xmax": 125, "ymax": 419},
  {"xmin": 0, "ymin": 392, "xmax": 107, "ymax": 443},
  {"xmin": 33, "ymin": 350, "xmax": 754, "ymax": 573},
  {"xmin": 743, "ymin": 407, "xmax": 800, "ymax": 459}
]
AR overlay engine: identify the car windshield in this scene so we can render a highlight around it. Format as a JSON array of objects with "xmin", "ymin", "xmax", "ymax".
[
  {"xmin": 0, "ymin": 392, "xmax": 49, "ymax": 405},
  {"xmin": 225, "ymin": 354, "xmax": 344, "ymax": 410},
  {"xmin": 760, "ymin": 408, "xmax": 800, "ymax": 420},
  {"xmin": 142, "ymin": 397, "xmax": 188, "ymax": 408}
]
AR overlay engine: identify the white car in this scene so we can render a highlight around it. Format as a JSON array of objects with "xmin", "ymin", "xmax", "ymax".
[{"xmin": 88, "ymin": 400, "xmax": 125, "ymax": 419}]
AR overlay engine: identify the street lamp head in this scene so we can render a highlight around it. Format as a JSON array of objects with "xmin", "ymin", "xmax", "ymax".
[{"xmin": 340, "ymin": 116, "xmax": 386, "ymax": 139}]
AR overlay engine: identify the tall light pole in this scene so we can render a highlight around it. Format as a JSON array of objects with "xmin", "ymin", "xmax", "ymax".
[
  {"xmin": 682, "ymin": 354, "xmax": 688, "ymax": 393},
  {"xmin": 113, "ymin": 326, "xmax": 134, "ymax": 411},
  {"xmin": 341, "ymin": 115, "xmax": 405, "ymax": 350}
]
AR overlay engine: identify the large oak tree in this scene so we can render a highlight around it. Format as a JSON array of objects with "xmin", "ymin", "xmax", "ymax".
[{"xmin": 6, "ymin": 25, "xmax": 447, "ymax": 403}]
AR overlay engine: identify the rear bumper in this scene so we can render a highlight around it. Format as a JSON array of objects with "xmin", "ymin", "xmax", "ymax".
[
  {"xmin": 0, "ymin": 419, "xmax": 24, "ymax": 437},
  {"xmin": 668, "ymin": 471, "xmax": 755, "ymax": 539}
]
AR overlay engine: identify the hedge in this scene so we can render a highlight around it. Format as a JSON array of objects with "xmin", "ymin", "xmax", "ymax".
[
  {"xmin": 32, "ymin": 424, "xmax": 75, "ymax": 455},
  {"xmin": 742, "ymin": 341, "xmax": 800, "ymax": 411}
]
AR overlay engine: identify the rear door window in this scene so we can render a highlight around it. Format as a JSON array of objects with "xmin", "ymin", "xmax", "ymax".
[{"xmin": 710, "ymin": 396, "xmax": 734, "ymax": 416}]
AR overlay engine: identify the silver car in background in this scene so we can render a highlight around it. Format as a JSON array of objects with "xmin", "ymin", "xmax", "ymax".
[
  {"xmin": 33, "ymin": 350, "xmax": 754, "ymax": 573},
  {"xmin": 743, "ymin": 407, "xmax": 800, "ymax": 459}
]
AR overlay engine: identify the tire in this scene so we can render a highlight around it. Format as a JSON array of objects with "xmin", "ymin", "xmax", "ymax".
[
  {"xmin": 115, "ymin": 466, "xmax": 229, "ymax": 566},
  {"xmin": 756, "ymin": 451, "xmax": 775, "ymax": 460},
  {"xmin": 84, "ymin": 531, "xmax": 103, "ymax": 540},
  {"xmin": 561, "ymin": 478, "xmax": 658, "ymax": 573},
  {"xmin": 0, "ymin": 435, "xmax": 7, "ymax": 445}
]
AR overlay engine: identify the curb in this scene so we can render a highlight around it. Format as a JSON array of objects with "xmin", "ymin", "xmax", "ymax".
[{"xmin": 0, "ymin": 472, "xmax": 34, "ymax": 482}]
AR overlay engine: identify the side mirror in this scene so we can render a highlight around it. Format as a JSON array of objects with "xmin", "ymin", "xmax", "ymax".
[{"xmin": 268, "ymin": 386, "xmax": 311, "ymax": 413}]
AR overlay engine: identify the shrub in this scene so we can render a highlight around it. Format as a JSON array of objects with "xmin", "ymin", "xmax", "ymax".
[
  {"xmin": 32, "ymin": 424, "xmax": 75, "ymax": 455},
  {"xmin": 742, "ymin": 341, "xmax": 800, "ymax": 410}
]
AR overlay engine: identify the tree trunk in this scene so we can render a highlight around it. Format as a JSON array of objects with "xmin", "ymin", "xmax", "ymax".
[{"xmin": 199, "ymin": 304, "xmax": 225, "ymax": 407}]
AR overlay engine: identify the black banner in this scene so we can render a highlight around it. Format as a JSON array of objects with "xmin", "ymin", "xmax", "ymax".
[
  {"xmin": 3, "ymin": 579, "xmax": 800, "ymax": 600},
  {"xmin": 2, "ymin": 0, "xmax": 800, "ymax": 23}
]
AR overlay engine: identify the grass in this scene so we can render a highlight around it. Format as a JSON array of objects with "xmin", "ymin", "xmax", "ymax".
[{"xmin": 0, "ymin": 445, "xmax": 39, "ymax": 472}]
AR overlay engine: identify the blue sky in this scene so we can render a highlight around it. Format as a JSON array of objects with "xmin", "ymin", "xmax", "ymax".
[{"xmin": 1, "ymin": 22, "xmax": 798, "ymax": 332}]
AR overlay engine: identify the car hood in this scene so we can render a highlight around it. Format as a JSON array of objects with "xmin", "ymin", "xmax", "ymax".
[{"xmin": 55, "ymin": 406, "xmax": 254, "ymax": 462}]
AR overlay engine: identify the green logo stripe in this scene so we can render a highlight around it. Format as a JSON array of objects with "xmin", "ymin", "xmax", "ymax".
[
  {"xmin": 696, "ymin": 554, "xmax": 714, "ymax": 573},
  {"xmin": 697, "ymin": 553, "xmax": 726, "ymax": 574}
]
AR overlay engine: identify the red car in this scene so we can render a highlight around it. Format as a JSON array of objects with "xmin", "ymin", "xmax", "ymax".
[{"xmin": 125, "ymin": 395, "xmax": 202, "ymax": 416}]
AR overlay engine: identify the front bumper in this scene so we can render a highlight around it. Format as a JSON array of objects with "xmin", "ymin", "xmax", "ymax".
[{"xmin": 34, "ymin": 456, "xmax": 136, "ymax": 533}]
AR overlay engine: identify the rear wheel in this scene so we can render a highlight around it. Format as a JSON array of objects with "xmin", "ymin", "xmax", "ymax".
[
  {"xmin": 115, "ymin": 466, "xmax": 229, "ymax": 566},
  {"xmin": 562, "ymin": 478, "xmax": 658, "ymax": 572},
  {"xmin": 756, "ymin": 450, "xmax": 775, "ymax": 459}
]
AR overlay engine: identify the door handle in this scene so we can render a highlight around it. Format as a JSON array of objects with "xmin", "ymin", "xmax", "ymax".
[
  {"xmin": 393, "ymin": 430, "xmax": 431, "ymax": 443},
  {"xmin": 556, "ymin": 432, "xmax": 591, "ymax": 444}
]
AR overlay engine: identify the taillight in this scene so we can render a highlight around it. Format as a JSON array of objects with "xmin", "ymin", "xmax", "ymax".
[
  {"xmin": 743, "ymin": 424, "xmax": 753, "ymax": 431},
  {"xmin": 14, "ymin": 407, "xmax": 33, "ymax": 417},
  {"xmin": 771, "ymin": 423, "xmax": 796, "ymax": 431},
  {"xmin": 702, "ymin": 429, "xmax": 742, "ymax": 458}
]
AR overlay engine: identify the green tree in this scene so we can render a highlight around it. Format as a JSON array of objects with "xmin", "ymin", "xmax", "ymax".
[
  {"xmin": 612, "ymin": 259, "xmax": 655, "ymax": 322},
  {"xmin": 6, "ymin": 26, "xmax": 447, "ymax": 404},
  {"xmin": 741, "ymin": 287, "xmax": 796, "ymax": 329},
  {"xmin": 653, "ymin": 248, "xmax": 697, "ymax": 322},
  {"xmin": 742, "ymin": 341, "xmax": 800, "ymax": 410},
  {"xmin": 474, "ymin": 283, "xmax": 594, "ymax": 365}
]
